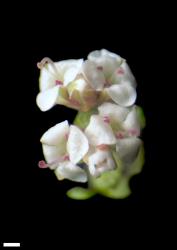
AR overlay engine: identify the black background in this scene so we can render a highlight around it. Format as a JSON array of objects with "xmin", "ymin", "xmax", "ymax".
[{"xmin": 0, "ymin": 2, "xmax": 172, "ymax": 248}]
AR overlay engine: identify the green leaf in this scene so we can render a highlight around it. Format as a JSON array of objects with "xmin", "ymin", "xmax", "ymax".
[
  {"xmin": 74, "ymin": 108, "xmax": 98, "ymax": 129},
  {"xmin": 67, "ymin": 187, "xmax": 96, "ymax": 200},
  {"xmin": 136, "ymin": 106, "xmax": 146, "ymax": 129}
]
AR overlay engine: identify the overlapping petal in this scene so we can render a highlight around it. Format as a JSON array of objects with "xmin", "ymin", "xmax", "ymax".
[
  {"xmin": 67, "ymin": 125, "xmax": 89, "ymax": 164},
  {"xmin": 40, "ymin": 121, "xmax": 89, "ymax": 181},
  {"xmin": 87, "ymin": 149, "xmax": 115, "ymax": 177},
  {"xmin": 85, "ymin": 115, "xmax": 117, "ymax": 146},
  {"xmin": 88, "ymin": 49, "xmax": 122, "ymax": 77},
  {"xmin": 37, "ymin": 59, "xmax": 84, "ymax": 111},
  {"xmin": 40, "ymin": 120, "xmax": 69, "ymax": 146},
  {"xmin": 55, "ymin": 161, "xmax": 87, "ymax": 182},
  {"xmin": 106, "ymin": 82, "xmax": 137, "ymax": 107}
]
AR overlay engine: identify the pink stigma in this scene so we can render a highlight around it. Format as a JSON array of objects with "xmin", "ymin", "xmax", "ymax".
[
  {"xmin": 117, "ymin": 67, "xmax": 124, "ymax": 75},
  {"xmin": 38, "ymin": 160, "xmax": 48, "ymax": 168},
  {"xmin": 116, "ymin": 132, "xmax": 125, "ymax": 139},
  {"xmin": 55, "ymin": 80, "xmax": 63, "ymax": 86},
  {"xmin": 103, "ymin": 116, "xmax": 110, "ymax": 123}
]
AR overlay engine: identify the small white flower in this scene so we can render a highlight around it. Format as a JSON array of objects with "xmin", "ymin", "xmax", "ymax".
[
  {"xmin": 83, "ymin": 102, "xmax": 142, "ymax": 177},
  {"xmin": 98, "ymin": 102, "xmax": 142, "ymax": 165},
  {"xmin": 36, "ymin": 57, "xmax": 83, "ymax": 111},
  {"xmin": 98, "ymin": 102, "xmax": 141, "ymax": 139},
  {"xmin": 83, "ymin": 49, "xmax": 137, "ymax": 107},
  {"xmin": 88, "ymin": 49, "xmax": 123, "ymax": 77},
  {"xmin": 87, "ymin": 148, "xmax": 116, "ymax": 177},
  {"xmin": 84, "ymin": 115, "xmax": 117, "ymax": 177},
  {"xmin": 40, "ymin": 120, "xmax": 89, "ymax": 182}
]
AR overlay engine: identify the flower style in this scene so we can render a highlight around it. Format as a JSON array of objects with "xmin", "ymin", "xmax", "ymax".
[
  {"xmin": 83, "ymin": 49, "xmax": 137, "ymax": 107},
  {"xmin": 39, "ymin": 121, "xmax": 89, "ymax": 182}
]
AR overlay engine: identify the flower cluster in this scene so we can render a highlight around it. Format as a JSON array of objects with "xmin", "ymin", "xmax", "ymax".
[{"xmin": 37, "ymin": 49, "xmax": 145, "ymax": 199}]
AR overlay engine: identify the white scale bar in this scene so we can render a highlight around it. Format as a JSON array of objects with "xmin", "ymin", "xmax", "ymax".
[{"xmin": 3, "ymin": 243, "xmax": 20, "ymax": 247}]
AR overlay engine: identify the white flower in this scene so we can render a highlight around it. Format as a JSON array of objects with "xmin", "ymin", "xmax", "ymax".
[
  {"xmin": 36, "ymin": 57, "xmax": 83, "ymax": 111},
  {"xmin": 98, "ymin": 102, "xmax": 142, "ymax": 165},
  {"xmin": 83, "ymin": 102, "xmax": 142, "ymax": 176},
  {"xmin": 84, "ymin": 115, "xmax": 117, "ymax": 177},
  {"xmin": 88, "ymin": 49, "xmax": 123, "ymax": 77},
  {"xmin": 98, "ymin": 102, "xmax": 141, "ymax": 138},
  {"xmin": 40, "ymin": 120, "xmax": 89, "ymax": 182},
  {"xmin": 82, "ymin": 49, "xmax": 137, "ymax": 107}
]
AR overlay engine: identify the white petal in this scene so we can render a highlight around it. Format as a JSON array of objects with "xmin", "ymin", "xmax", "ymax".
[
  {"xmin": 66, "ymin": 78, "xmax": 88, "ymax": 98},
  {"xmin": 71, "ymin": 79, "xmax": 88, "ymax": 92},
  {"xmin": 111, "ymin": 60, "xmax": 137, "ymax": 87},
  {"xmin": 57, "ymin": 59, "xmax": 83, "ymax": 86},
  {"xmin": 40, "ymin": 120, "xmax": 69, "ymax": 146},
  {"xmin": 120, "ymin": 61, "xmax": 136, "ymax": 87},
  {"xmin": 63, "ymin": 67, "xmax": 80, "ymax": 86},
  {"xmin": 85, "ymin": 115, "xmax": 117, "ymax": 146},
  {"xmin": 67, "ymin": 125, "xmax": 89, "ymax": 164},
  {"xmin": 55, "ymin": 59, "xmax": 83, "ymax": 75},
  {"xmin": 39, "ymin": 67, "xmax": 56, "ymax": 92},
  {"xmin": 39, "ymin": 59, "xmax": 83, "ymax": 91},
  {"xmin": 116, "ymin": 137, "xmax": 142, "ymax": 164},
  {"xmin": 123, "ymin": 107, "xmax": 140, "ymax": 136},
  {"xmin": 106, "ymin": 82, "xmax": 137, "ymax": 107},
  {"xmin": 54, "ymin": 161, "xmax": 87, "ymax": 182},
  {"xmin": 82, "ymin": 60, "xmax": 105, "ymax": 90},
  {"xmin": 88, "ymin": 150, "xmax": 115, "ymax": 177},
  {"xmin": 88, "ymin": 49, "xmax": 122, "ymax": 62},
  {"xmin": 98, "ymin": 102, "xmax": 129, "ymax": 124},
  {"xmin": 88, "ymin": 49, "xmax": 122, "ymax": 76},
  {"xmin": 42, "ymin": 145, "xmax": 64, "ymax": 169},
  {"xmin": 36, "ymin": 86, "xmax": 60, "ymax": 111}
]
